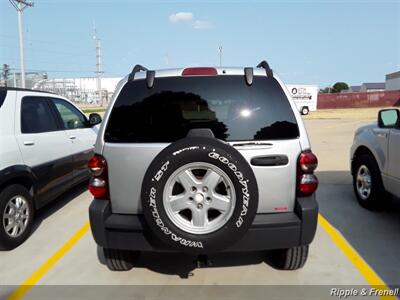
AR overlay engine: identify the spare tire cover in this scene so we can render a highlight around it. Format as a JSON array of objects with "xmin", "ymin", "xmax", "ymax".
[{"xmin": 141, "ymin": 137, "xmax": 259, "ymax": 254}]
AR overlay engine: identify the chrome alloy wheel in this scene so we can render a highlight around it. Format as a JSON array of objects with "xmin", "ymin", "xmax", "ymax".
[
  {"xmin": 163, "ymin": 162, "xmax": 236, "ymax": 235},
  {"xmin": 356, "ymin": 165, "xmax": 372, "ymax": 200},
  {"xmin": 3, "ymin": 196, "xmax": 30, "ymax": 238}
]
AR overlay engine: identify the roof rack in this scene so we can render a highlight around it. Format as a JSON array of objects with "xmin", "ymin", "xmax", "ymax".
[
  {"xmin": 128, "ymin": 64, "xmax": 155, "ymax": 88},
  {"xmin": 0, "ymin": 86, "xmax": 54, "ymax": 94},
  {"xmin": 256, "ymin": 60, "xmax": 273, "ymax": 77},
  {"xmin": 128, "ymin": 64, "xmax": 148, "ymax": 81}
]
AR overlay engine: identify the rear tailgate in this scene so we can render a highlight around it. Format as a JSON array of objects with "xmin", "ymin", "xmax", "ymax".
[
  {"xmin": 234, "ymin": 140, "xmax": 301, "ymax": 213},
  {"xmin": 100, "ymin": 73, "xmax": 304, "ymax": 215}
]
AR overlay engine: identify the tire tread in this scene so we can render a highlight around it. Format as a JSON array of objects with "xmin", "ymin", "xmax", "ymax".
[
  {"xmin": 268, "ymin": 245, "xmax": 309, "ymax": 270},
  {"xmin": 103, "ymin": 248, "xmax": 139, "ymax": 271}
]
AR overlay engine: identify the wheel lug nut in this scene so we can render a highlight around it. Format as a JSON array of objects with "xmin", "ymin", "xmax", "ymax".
[
  {"xmin": 197, "ymin": 204, "xmax": 203, "ymax": 209},
  {"xmin": 202, "ymin": 187, "xmax": 208, "ymax": 193},
  {"xmin": 189, "ymin": 197, "xmax": 194, "ymax": 201},
  {"xmin": 206, "ymin": 197, "xmax": 211, "ymax": 202},
  {"xmin": 191, "ymin": 187, "xmax": 197, "ymax": 192}
]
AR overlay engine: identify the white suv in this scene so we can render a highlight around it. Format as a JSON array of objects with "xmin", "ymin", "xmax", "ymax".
[{"xmin": 0, "ymin": 87, "xmax": 101, "ymax": 249}]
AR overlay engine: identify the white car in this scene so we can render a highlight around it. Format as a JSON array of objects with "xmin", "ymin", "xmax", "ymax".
[
  {"xmin": 351, "ymin": 108, "xmax": 400, "ymax": 209},
  {"xmin": 0, "ymin": 87, "xmax": 101, "ymax": 249}
]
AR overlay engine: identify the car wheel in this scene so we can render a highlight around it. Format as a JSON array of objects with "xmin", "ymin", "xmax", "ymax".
[
  {"xmin": 0, "ymin": 184, "xmax": 34, "ymax": 250},
  {"xmin": 301, "ymin": 107, "xmax": 309, "ymax": 115},
  {"xmin": 266, "ymin": 245, "xmax": 309, "ymax": 270},
  {"xmin": 141, "ymin": 137, "xmax": 259, "ymax": 254},
  {"xmin": 103, "ymin": 248, "xmax": 140, "ymax": 271},
  {"xmin": 352, "ymin": 154, "xmax": 386, "ymax": 210}
]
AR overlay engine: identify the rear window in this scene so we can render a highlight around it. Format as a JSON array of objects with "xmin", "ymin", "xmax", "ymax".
[{"xmin": 105, "ymin": 75, "xmax": 299, "ymax": 143}]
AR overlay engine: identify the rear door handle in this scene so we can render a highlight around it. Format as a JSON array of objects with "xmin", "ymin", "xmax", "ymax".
[
  {"xmin": 69, "ymin": 136, "xmax": 76, "ymax": 140},
  {"xmin": 23, "ymin": 141, "xmax": 35, "ymax": 146},
  {"xmin": 250, "ymin": 155, "xmax": 289, "ymax": 166},
  {"xmin": 377, "ymin": 133, "xmax": 387, "ymax": 138}
]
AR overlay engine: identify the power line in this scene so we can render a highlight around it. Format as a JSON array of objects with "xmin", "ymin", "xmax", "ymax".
[{"xmin": 7, "ymin": 67, "xmax": 97, "ymax": 73}]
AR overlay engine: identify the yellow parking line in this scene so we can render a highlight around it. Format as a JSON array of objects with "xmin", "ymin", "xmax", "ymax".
[
  {"xmin": 6, "ymin": 215, "xmax": 396, "ymax": 300},
  {"xmin": 6, "ymin": 222, "xmax": 90, "ymax": 300},
  {"xmin": 318, "ymin": 214, "xmax": 396, "ymax": 300}
]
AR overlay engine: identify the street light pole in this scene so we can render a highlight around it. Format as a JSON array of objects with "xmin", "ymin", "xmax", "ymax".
[
  {"xmin": 17, "ymin": 4, "xmax": 25, "ymax": 88},
  {"xmin": 9, "ymin": 0, "xmax": 34, "ymax": 88}
]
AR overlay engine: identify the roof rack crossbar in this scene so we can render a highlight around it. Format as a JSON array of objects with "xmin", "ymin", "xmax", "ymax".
[
  {"xmin": 128, "ymin": 64, "xmax": 148, "ymax": 81},
  {"xmin": 256, "ymin": 60, "xmax": 273, "ymax": 77}
]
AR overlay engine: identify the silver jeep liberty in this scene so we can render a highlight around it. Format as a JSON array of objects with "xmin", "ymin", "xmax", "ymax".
[{"xmin": 88, "ymin": 61, "xmax": 319, "ymax": 271}]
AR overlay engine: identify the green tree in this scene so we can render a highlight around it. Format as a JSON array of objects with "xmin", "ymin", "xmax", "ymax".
[
  {"xmin": 331, "ymin": 82, "xmax": 349, "ymax": 93},
  {"xmin": 319, "ymin": 87, "xmax": 330, "ymax": 93}
]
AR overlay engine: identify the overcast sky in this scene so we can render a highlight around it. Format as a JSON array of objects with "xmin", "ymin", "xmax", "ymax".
[{"xmin": 1, "ymin": 0, "xmax": 399, "ymax": 87}]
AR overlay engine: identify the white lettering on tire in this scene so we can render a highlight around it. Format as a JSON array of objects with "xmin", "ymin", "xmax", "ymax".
[
  {"xmin": 173, "ymin": 146, "xmax": 199, "ymax": 156},
  {"xmin": 154, "ymin": 161, "xmax": 170, "ymax": 181},
  {"xmin": 208, "ymin": 151, "xmax": 250, "ymax": 227},
  {"xmin": 148, "ymin": 186, "xmax": 203, "ymax": 249}
]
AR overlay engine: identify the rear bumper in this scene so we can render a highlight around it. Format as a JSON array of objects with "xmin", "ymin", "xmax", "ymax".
[{"xmin": 89, "ymin": 195, "xmax": 318, "ymax": 252}]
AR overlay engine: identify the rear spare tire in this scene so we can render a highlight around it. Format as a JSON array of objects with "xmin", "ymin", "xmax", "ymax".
[{"xmin": 141, "ymin": 137, "xmax": 258, "ymax": 254}]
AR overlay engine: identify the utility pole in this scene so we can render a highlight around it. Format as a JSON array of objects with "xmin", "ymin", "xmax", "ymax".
[
  {"xmin": 218, "ymin": 46, "xmax": 223, "ymax": 67},
  {"xmin": 9, "ymin": 0, "xmax": 34, "ymax": 88},
  {"xmin": 13, "ymin": 71, "xmax": 17, "ymax": 87},
  {"xmin": 93, "ymin": 27, "xmax": 103, "ymax": 106}
]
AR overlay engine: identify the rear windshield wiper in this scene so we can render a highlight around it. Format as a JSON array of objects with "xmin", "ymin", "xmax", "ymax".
[{"xmin": 232, "ymin": 142, "xmax": 273, "ymax": 147}]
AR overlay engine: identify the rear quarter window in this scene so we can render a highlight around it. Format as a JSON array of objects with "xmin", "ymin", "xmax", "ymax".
[
  {"xmin": 105, "ymin": 75, "xmax": 299, "ymax": 143},
  {"xmin": 0, "ymin": 89, "xmax": 7, "ymax": 109}
]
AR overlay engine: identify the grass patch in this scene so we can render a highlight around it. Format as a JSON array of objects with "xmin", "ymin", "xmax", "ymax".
[
  {"xmin": 81, "ymin": 108, "xmax": 106, "ymax": 114},
  {"xmin": 304, "ymin": 107, "xmax": 382, "ymax": 120}
]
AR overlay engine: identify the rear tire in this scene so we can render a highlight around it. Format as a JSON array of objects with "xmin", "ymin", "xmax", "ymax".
[
  {"xmin": 103, "ymin": 248, "xmax": 140, "ymax": 271},
  {"xmin": 301, "ymin": 107, "xmax": 309, "ymax": 115},
  {"xmin": 267, "ymin": 245, "xmax": 309, "ymax": 270},
  {"xmin": 0, "ymin": 184, "xmax": 34, "ymax": 250},
  {"xmin": 352, "ymin": 154, "xmax": 386, "ymax": 210}
]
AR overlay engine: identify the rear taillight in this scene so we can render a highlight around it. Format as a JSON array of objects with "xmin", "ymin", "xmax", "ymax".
[
  {"xmin": 182, "ymin": 67, "xmax": 218, "ymax": 76},
  {"xmin": 88, "ymin": 154, "xmax": 109, "ymax": 199},
  {"xmin": 88, "ymin": 155, "xmax": 106, "ymax": 176},
  {"xmin": 299, "ymin": 151, "xmax": 318, "ymax": 173},
  {"xmin": 297, "ymin": 150, "xmax": 318, "ymax": 196}
]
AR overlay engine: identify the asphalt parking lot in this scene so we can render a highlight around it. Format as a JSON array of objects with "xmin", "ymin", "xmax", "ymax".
[{"xmin": 1, "ymin": 116, "xmax": 399, "ymax": 300}]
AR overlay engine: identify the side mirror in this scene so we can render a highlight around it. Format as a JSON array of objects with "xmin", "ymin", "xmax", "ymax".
[
  {"xmin": 88, "ymin": 113, "xmax": 102, "ymax": 126},
  {"xmin": 378, "ymin": 109, "xmax": 399, "ymax": 128}
]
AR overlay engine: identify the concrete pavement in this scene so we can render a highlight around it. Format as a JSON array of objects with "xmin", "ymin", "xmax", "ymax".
[{"xmin": 1, "ymin": 117, "xmax": 398, "ymax": 300}]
